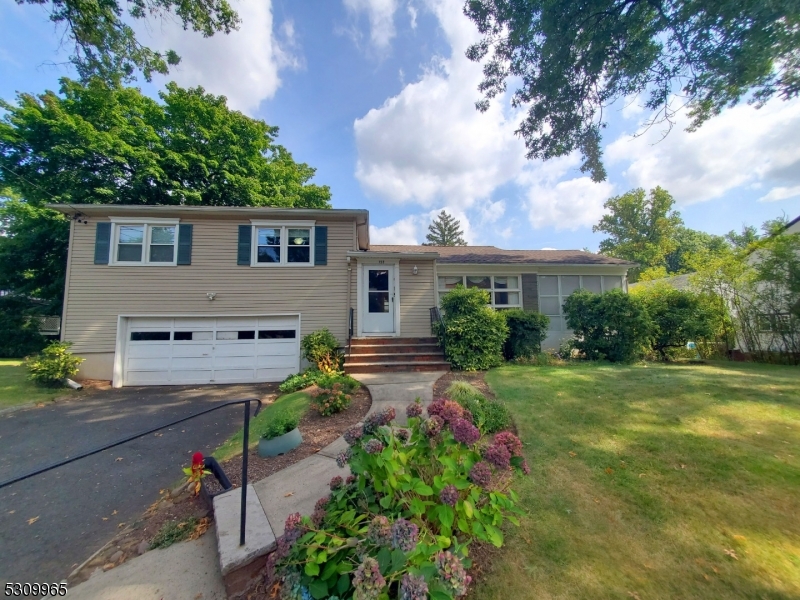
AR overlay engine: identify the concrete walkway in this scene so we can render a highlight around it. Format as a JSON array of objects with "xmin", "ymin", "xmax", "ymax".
[{"xmin": 67, "ymin": 372, "xmax": 445, "ymax": 598}]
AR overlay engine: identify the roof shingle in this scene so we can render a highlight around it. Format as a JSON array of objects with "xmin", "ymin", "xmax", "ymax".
[{"xmin": 367, "ymin": 245, "xmax": 635, "ymax": 266}]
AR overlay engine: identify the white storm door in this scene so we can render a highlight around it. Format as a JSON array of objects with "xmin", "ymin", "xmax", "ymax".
[{"xmin": 362, "ymin": 266, "xmax": 395, "ymax": 334}]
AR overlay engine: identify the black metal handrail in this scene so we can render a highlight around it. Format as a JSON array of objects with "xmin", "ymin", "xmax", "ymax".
[
  {"xmin": 348, "ymin": 307, "xmax": 354, "ymax": 340},
  {"xmin": 0, "ymin": 398, "xmax": 263, "ymax": 546}
]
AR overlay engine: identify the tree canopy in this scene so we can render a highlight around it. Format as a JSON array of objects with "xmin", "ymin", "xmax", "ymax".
[
  {"xmin": 18, "ymin": 0, "xmax": 239, "ymax": 82},
  {"xmin": 423, "ymin": 210, "xmax": 468, "ymax": 246},
  {"xmin": 464, "ymin": 0, "xmax": 800, "ymax": 181},
  {"xmin": 0, "ymin": 78, "xmax": 331, "ymax": 209}
]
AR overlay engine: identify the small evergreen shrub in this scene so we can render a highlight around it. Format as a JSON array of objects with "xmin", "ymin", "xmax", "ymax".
[
  {"xmin": 563, "ymin": 289, "xmax": 652, "ymax": 362},
  {"xmin": 503, "ymin": 309, "xmax": 550, "ymax": 359},
  {"xmin": 262, "ymin": 411, "xmax": 300, "ymax": 440},
  {"xmin": 438, "ymin": 286, "xmax": 509, "ymax": 370},
  {"xmin": 300, "ymin": 329, "xmax": 342, "ymax": 373},
  {"xmin": 315, "ymin": 372, "xmax": 360, "ymax": 394},
  {"xmin": 25, "ymin": 341, "xmax": 84, "ymax": 386}
]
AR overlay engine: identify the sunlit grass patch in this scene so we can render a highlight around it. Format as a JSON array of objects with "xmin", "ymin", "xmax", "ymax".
[{"xmin": 472, "ymin": 362, "xmax": 800, "ymax": 600}]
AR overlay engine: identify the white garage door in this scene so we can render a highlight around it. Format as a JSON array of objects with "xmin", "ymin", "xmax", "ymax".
[{"xmin": 123, "ymin": 316, "xmax": 299, "ymax": 386}]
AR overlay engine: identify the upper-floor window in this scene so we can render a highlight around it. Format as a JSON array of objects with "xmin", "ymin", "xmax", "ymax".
[
  {"xmin": 251, "ymin": 223, "xmax": 314, "ymax": 266},
  {"xmin": 111, "ymin": 220, "xmax": 179, "ymax": 266},
  {"xmin": 438, "ymin": 275, "xmax": 521, "ymax": 308}
]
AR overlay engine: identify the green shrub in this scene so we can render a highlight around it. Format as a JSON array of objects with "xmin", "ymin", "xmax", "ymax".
[
  {"xmin": 631, "ymin": 283, "xmax": 716, "ymax": 360},
  {"xmin": 300, "ymin": 329, "xmax": 342, "ymax": 373},
  {"xmin": 270, "ymin": 403, "xmax": 528, "ymax": 600},
  {"xmin": 563, "ymin": 289, "xmax": 652, "ymax": 362},
  {"xmin": 150, "ymin": 517, "xmax": 200, "ymax": 549},
  {"xmin": 24, "ymin": 341, "xmax": 84, "ymax": 386},
  {"xmin": 262, "ymin": 411, "xmax": 300, "ymax": 440},
  {"xmin": 279, "ymin": 369, "xmax": 321, "ymax": 393},
  {"xmin": 503, "ymin": 309, "xmax": 549, "ymax": 359},
  {"xmin": 0, "ymin": 296, "xmax": 47, "ymax": 358},
  {"xmin": 482, "ymin": 400, "xmax": 512, "ymax": 433},
  {"xmin": 310, "ymin": 383, "xmax": 352, "ymax": 416},
  {"xmin": 438, "ymin": 286, "xmax": 509, "ymax": 370},
  {"xmin": 511, "ymin": 352, "xmax": 565, "ymax": 366},
  {"xmin": 315, "ymin": 372, "xmax": 360, "ymax": 394}
]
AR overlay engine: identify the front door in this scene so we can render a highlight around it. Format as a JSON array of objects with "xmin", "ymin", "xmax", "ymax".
[{"xmin": 362, "ymin": 266, "xmax": 395, "ymax": 334}]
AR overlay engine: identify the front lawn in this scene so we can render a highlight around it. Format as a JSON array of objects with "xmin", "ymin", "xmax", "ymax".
[
  {"xmin": 475, "ymin": 362, "xmax": 800, "ymax": 599},
  {"xmin": 0, "ymin": 359, "xmax": 75, "ymax": 409}
]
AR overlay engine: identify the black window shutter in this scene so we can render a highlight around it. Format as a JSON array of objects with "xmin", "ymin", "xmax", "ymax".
[
  {"xmin": 177, "ymin": 224, "xmax": 193, "ymax": 265},
  {"xmin": 237, "ymin": 225, "xmax": 252, "ymax": 265},
  {"xmin": 314, "ymin": 226, "xmax": 328, "ymax": 266},
  {"xmin": 94, "ymin": 222, "xmax": 111, "ymax": 264}
]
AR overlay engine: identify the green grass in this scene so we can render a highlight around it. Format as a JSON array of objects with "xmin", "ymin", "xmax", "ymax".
[
  {"xmin": 473, "ymin": 361, "xmax": 800, "ymax": 600},
  {"xmin": 213, "ymin": 391, "xmax": 311, "ymax": 462},
  {"xmin": 0, "ymin": 359, "xmax": 75, "ymax": 409},
  {"xmin": 149, "ymin": 517, "xmax": 200, "ymax": 549}
]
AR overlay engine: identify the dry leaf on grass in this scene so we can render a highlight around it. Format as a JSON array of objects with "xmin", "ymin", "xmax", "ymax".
[
  {"xmin": 568, "ymin": 451, "xmax": 577, "ymax": 457},
  {"xmin": 188, "ymin": 517, "xmax": 211, "ymax": 541},
  {"xmin": 605, "ymin": 467, "xmax": 614, "ymax": 475},
  {"xmin": 724, "ymin": 549, "xmax": 738, "ymax": 560}
]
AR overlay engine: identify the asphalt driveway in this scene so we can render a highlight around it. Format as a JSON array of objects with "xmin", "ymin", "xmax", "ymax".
[{"xmin": 0, "ymin": 383, "xmax": 277, "ymax": 584}]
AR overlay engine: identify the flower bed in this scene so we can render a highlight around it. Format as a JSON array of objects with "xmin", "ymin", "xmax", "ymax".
[{"xmin": 267, "ymin": 399, "xmax": 528, "ymax": 599}]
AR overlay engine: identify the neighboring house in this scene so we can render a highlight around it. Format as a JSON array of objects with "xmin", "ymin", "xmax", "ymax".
[
  {"xmin": 628, "ymin": 273, "xmax": 692, "ymax": 292},
  {"xmin": 50, "ymin": 204, "xmax": 634, "ymax": 387}
]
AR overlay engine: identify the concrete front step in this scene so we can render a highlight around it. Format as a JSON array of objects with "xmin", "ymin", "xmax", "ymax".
[
  {"xmin": 348, "ymin": 343, "xmax": 441, "ymax": 355},
  {"xmin": 349, "ymin": 336, "xmax": 438, "ymax": 346},
  {"xmin": 346, "ymin": 353, "xmax": 445, "ymax": 364},
  {"xmin": 346, "ymin": 361, "xmax": 451, "ymax": 373}
]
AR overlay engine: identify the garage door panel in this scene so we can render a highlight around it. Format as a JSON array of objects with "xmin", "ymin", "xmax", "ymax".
[
  {"xmin": 171, "ymin": 344, "xmax": 214, "ymax": 358},
  {"xmin": 256, "ymin": 341, "xmax": 297, "ymax": 356},
  {"xmin": 127, "ymin": 344, "xmax": 173, "ymax": 358},
  {"xmin": 256, "ymin": 354, "xmax": 296, "ymax": 368},
  {"xmin": 123, "ymin": 315, "xmax": 298, "ymax": 386},
  {"xmin": 172, "ymin": 356, "xmax": 214, "ymax": 369},
  {"xmin": 256, "ymin": 368, "xmax": 295, "ymax": 381}
]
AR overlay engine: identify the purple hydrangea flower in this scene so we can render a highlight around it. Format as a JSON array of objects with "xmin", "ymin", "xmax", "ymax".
[
  {"xmin": 311, "ymin": 507, "xmax": 326, "ymax": 527},
  {"xmin": 315, "ymin": 496, "xmax": 329, "ymax": 511},
  {"xmin": 494, "ymin": 431, "xmax": 523, "ymax": 457},
  {"xmin": 363, "ymin": 407, "xmax": 395, "ymax": 434},
  {"xmin": 440, "ymin": 400, "xmax": 464, "ymax": 423},
  {"xmin": 346, "ymin": 474, "xmax": 357, "ymax": 485},
  {"xmin": 451, "ymin": 418, "xmax": 480, "ymax": 445},
  {"xmin": 400, "ymin": 573, "xmax": 428, "ymax": 600},
  {"xmin": 336, "ymin": 448, "xmax": 352, "ymax": 468},
  {"xmin": 283, "ymin": 512, "xmax": 304, "ymax": 543},
  {"xmin": 344, "ymin": 424, "xmax": 364, "ymax": 446},
  {"xmin": 468, "ymin": 461, "xmax": 492, "ymax": 488},
  {"xmin": 406, "ymin": 401, "xmax": 423, "ymax": 418},
  {"xmin": 424, "ymin": 415, "xmax": 444, "ymax": 437},
  {"xmin": 364, "ymin": 439, "xmax": 385, "ymax": 454},
  {"xmin": 367, "ymin": 515, "xmax": 392, "ymax": 546},
  {"xmin": 329, "ymin": 475, "xmax": 344, "ymax": 490},
  {"xmin": 462, "ymin": 409, "xmax": 474, "ymax": 424},
  {"xmin": 435, "ymin": 551, "xmax": 472, "ymax": 598},
  {"xmin": 484, "ymin": 442, "xmax": 512, "ymax": 470},
  {"xmin": 390, "ymin": 518, "xmax": 419, "ymax": 551},
  {"xmin": 353, "ymin": 557, "xmax": 386, "ymax": 600},
  {"xmin": 395, "ymin": 428, "xmax": 410, "ymax": 443},
  {"xmin": 427, "ymin": 398, "xmax": 446, "ymax": 417},
  {"xmin": 439, "ymin": 484, "xmax": 459, "ymax": 507}
]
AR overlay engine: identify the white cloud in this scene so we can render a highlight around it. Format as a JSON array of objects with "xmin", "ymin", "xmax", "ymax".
[
  {"xmin": 353, "ymin": 0, "xmax": 526, "ymax": 210},
  {"xmin": 478, "ymin": 199, "xmax": 505, "ymax": 224},
  {"xmin": 370, "ymin": 215, "xmax": 421, "ymax": 244},
  {"xmin": 517, "ymin": 155, "xmax": 615, "ymax": 230},
  {"xmin": 141, "ymin": 0, "xmax": 299, "ymax": 113},
  {"xmin": 408, "ymin": 4, "xmax": 418, "ymax": 29},
  {"xmin": 607, "ymin": 98, "xmax": 800, "ymax": 205},
  {"xmin": 758, "ymin": 185, "xmax": 800, "ymax": 203},
  {"xmin": 343, "ymin": 0, "xmax": 399, "ymax": 51},
  {"xmin": 621, "ymin": 94, "xmax": 646, "ymax": 120}
]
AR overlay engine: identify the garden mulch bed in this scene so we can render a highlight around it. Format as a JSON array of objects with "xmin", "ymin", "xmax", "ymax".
[
  {"xmin": 68, "ymin": 383, "xmax": 372, "ymax": 586},
  {"xmin": 212, "ymin": 384, "xmax": 372, "ymax": 490}
]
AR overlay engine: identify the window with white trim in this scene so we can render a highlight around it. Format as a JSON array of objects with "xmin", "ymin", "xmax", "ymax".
[
  {"xmin": 437, "ymin": 275, "xmax": 521, "ymax": 308},
  {"xmin": 539, "ymin": 275, "xmax": 624, "ymax": 331},
  {"xmin": 113, "ymin": 223, "xmax": 177, "ymax": 265},
  {"xmin": 252, "ymin": 225, "xmax": 313, "ymax": 266}
]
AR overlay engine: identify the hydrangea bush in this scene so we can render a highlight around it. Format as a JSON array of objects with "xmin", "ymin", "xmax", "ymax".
[{"xmin": 269, "ymin": 401, "xmax": 527, "ymax": 599}]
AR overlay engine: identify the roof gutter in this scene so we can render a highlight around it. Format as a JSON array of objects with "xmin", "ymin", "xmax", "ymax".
[
  {"xmin": 347, "ymin": 250, "xmax": 439, "ymax": 260},
  {"xmin": 46, "ymin": 203, "xmax": 370, "ymax": 221}
]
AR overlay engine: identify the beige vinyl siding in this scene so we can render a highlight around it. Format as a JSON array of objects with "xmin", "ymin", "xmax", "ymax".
[
  {"xmin": 63, "ymin": 217, "xmax": 355, "ymax": 353},
  {"xmin": 398, "ymin": 259, "xmax": 436, "ymax": 337}
]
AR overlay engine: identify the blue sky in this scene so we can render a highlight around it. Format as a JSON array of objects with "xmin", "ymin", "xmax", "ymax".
[{"xmin": 2, "ymin": 0, "xmax": 799, "ymax": 250}]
